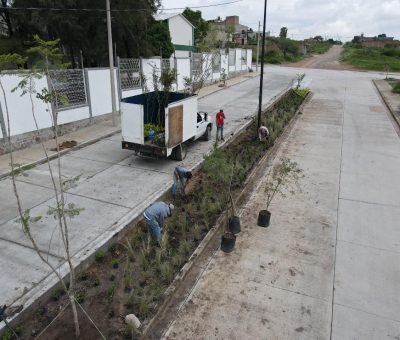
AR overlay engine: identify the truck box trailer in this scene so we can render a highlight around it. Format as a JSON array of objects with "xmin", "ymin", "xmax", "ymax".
[{"xmin": 121, "ymin": 91, "xmax": 212, "ymax": 160}]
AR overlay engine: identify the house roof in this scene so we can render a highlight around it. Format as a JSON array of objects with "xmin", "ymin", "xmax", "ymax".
[{"xmin": 154, "ymin": 13, "xmax": 195, "ymax": 28}]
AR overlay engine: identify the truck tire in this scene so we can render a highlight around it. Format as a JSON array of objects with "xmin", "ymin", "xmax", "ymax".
[
  {"xmin": 171, "ymin": 144, "xmax": 187, "ymax": 161},
  {"xmin": 204, "ymin": 124, "xmax": 212, "ymax": 141}
]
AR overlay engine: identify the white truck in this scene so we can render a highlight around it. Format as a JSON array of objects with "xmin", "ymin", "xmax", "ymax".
[{"xmin": 121, "ymin": 91, "xmax": 212, "ymax": 161}]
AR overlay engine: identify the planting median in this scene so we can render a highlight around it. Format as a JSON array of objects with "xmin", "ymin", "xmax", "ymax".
[{"xmin": 4, "ymin": 88, "xmax": 309, "ymax": 340}]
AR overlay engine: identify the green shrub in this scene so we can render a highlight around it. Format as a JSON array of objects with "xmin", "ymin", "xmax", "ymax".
[
  {"xmin": 95, "ymin": 250, "xmax": 106, "ymax": 262},
  {"xmin": 111, "ymin": 258, "xmax": 119, "ymax": 269}
]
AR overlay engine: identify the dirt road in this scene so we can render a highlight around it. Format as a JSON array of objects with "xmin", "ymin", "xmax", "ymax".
[{"xmin": 288, "ymin": 45, "xmax": 353, "ymax": 70}]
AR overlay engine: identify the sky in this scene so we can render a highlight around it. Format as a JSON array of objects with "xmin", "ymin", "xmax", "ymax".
[{"xmin": 159, "ymin": 0, "xmax": 400, "ymax": 41}]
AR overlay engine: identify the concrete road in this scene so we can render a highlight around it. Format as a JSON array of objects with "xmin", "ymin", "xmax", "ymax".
[
  {"xmin": 0, "ymin": 72, "xmax": 294, "ymax": 310},
  {"xmin": 163, "ymin": 66, "xmax": 400, "ymax": 339}
]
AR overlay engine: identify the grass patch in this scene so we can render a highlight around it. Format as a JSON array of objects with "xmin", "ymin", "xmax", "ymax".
[
  {"xmin": 387, "ymin": 78, "xmax": 400, "ymax": 94},
  {"xmin": 342, "ymin": 43, "xmax": 400, "ymax": 71}
]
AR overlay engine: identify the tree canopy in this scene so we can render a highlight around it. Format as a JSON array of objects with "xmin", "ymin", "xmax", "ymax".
[
  {"xmin": 0, "ymin": 0, "xmax": 175, "ymax": 67},
  {"xmin": 279, "ymin": 27, "xmax": 288, "ymax": 39},
  {"xmin": 182, "ymin": 7, "xmax": 209, "ymax": 46}
]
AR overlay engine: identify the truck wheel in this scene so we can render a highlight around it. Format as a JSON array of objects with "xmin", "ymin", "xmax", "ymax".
[
  {"xmin": 171, "ymin": 144, "xmax": 187, "ymax": 161},
  {"xmin": 204, "ymin": 125, "xmax": 212, "ymax": 141}
]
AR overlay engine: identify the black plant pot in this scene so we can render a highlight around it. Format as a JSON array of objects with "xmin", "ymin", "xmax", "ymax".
[
  {"xmin": 257, "ymin": 210, "xmax": 271, "ymax": 227},
  {"xmin": 229, "ymin": 216, "xmax": 241, "ymax": 234},
  {"xmin": 221, "ymin": 232, "xmax": 236, "ymax": 253}
]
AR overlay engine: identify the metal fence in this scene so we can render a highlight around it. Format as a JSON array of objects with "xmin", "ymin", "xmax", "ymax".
[
  {"xmin": 212, "ymin": 53, "xmax": 221, "ymax": 73},
  {"xmin": 118, "ymin": 58, "xmax": 141, "ymax": 90},
  {"xmin": 192, "ymin": 53, "xmax": 202, "ymax": 75},
  {"xmin": 49, "ymin": 69, "xmax": 87, "ymax": 109},
  {"xmin": 161, "ymin": 58, "xmax": 171, "ymax": 71}
]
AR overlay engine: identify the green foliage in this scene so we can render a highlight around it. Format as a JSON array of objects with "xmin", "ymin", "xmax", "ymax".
[
  {"xmin": 15, "ymin": 209, "xmax": 42, "ymax": 233},
  {"xmin": 387, "ymin": 78, "xmax": 400, "ymax": 94},
  {"xmin": 293, "ymin": 87, "xmax": 310, "ymax": 98},
  {"xmin": 75, "ymin": 291, "xmax": 85, "ymax": 304},
  {"xmin": 95, "ymin": 251, "xmax": 106, "ymax": 262},
  {"xmin": 107, "ymin": 284, "xmax": 116, "ymax": 298},
  {"xmin": 144, "ymin": 123, "xmax": 164, "ymax": 138},
  {"xmin": 279, "ymin": 27, "xmax": 288, "ymax": 38},
  {"xmin": 4, "ymin": 0, "xmax": 162, "ymax": 66},
  {"xmin": 182, "ymin": 7, "xmax": 209, "ymax": 45},
  {"xmin": 51, "ymin": 288, "xmax": 64, "ymax": 301},
  {"xmin": 148, "ymin": 22, "xmax": 174, "ymax": 58},
  {"xmin": 9, "ymin": 162, "xmax": 36, "ymax": 177},
  {"xmin": 342, "ymin": 43, "xmax": 400, "ymax": 71},
  {"xmin": 62, "ymin": 174, "xmax": 81, "ymax": 189},
  {"xmin": 111, "ymin": 258, "xmax": 119, "ymax": 269},
  {"xmin": 47, "ymin": 202, "xmax": 84, "ymax": 220},
  {"xmin": 307, "ymin": 41, "xmax": 334, "ymax": 54},
  {"xmin": 0, "ymin": 53, "xmax": 27, "ymax": 71}
]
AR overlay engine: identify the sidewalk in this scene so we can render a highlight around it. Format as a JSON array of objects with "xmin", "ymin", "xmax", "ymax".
[
  {"xmin": 163, "ymin": 68, "xmax": 400, "ymax": 339},
  {"xmin": 0, "ymin": 72, "xmax": 258, "ymax": 178}
]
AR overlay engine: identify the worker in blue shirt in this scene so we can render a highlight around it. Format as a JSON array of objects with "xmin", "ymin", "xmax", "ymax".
[
  {"xmin": 143, "ymin": 201, "xmax": 174, "ymax": 245},
  {"xmin": 172, "ymin": 166, "xmax": 192, "ymax": 198}
]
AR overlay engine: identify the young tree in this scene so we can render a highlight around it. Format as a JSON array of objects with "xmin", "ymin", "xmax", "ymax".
[
  {"xmin": 279, "ymin": 27, "xmax": 288, "ymax": 39},
  {"xmin": 1, "ymin": 36, "xmax": 87, "ymax": 338}
]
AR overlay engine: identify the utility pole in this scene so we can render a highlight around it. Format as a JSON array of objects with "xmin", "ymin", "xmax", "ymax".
[
  {"xmin": 106, "ymin": 0, "xmax": 117, "ymax": 126},
  {"xmin": 256, "ymin": 21, "xmax": 260, "ymax": 72},
  {"xmin": 257, "ymin": 0, "xmax": 267, "ymax": 132}
]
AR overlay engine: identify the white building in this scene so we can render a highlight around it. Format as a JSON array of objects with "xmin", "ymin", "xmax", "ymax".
[{"xmin": 154, "ymin": 13, "xmax": 195, "ymax": 58}]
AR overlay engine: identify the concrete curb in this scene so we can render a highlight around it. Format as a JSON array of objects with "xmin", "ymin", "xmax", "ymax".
[
  {"xmin": 372, "ymin": 79, "xmax": 400, "ymax": 129},
  {"xmin": 0, "ymin": 129, "xmax": 121, "ymax": 180},
  {"xmin": 0, "ymin": 83, "xmax": 293, "ymax": 334}
]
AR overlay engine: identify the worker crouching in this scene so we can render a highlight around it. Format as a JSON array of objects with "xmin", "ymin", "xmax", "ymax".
[{"xmin": 143, "ymin": 202, "xmax": 174, "ymax": 246}]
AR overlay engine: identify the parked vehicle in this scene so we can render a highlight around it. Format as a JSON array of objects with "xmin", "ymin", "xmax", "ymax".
[{"xmin": 121, "ymin": 91, "xmax": 212, "ymax": 160}]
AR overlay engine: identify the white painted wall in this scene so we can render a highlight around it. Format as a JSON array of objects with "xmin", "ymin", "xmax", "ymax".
[
  {"xmin": 87, "ymin": 69, "xmax": 120, "ymax": 117},
  {"xmin": 1, "ymin": 50, "xmax": 252, "ymax": 141},
  {"xmin": 57, "ymin": 106, "xmax": 90, "ymax": 125},
  {"xmin": 235, "ymin": 48, "xmax": 242, "ymax": 71},
  {"xmin": 168, "ymin": 15, "xmax": 193, "ymax": 47},
  {"xmin": 176, "ymin": 58, "xmax": 191, "ymax": 91},
  {"xmin": 175, "ymin": 50, "xmax": 190, "ymax": 58},
  {"xmin": 247, "ymin": 49, "xmax": 252, "ymax": 69},
  {"xmin": 221, "ymin": 55, "xmax": 229, "ymax": 75},
  {"xmin": 0, "ymin": 74, "xmax": 53, "ymax": 136},
  {"xmin": 141, "ymin": 58, "xmax": 161, "ymax": 92}
]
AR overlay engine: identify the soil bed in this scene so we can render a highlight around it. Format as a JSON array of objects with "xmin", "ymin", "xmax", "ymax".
[{"xmin": 6, "ymin": 89, "xmax": 307, "ymax": 340}]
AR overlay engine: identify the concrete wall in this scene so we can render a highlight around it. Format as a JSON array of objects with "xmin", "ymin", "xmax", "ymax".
[
  {"xmin": 176, "ymin": 58, "xmax": 191, "ymax": 91},
  {"xmin": 0, "ymin": 74, "xmax": 53, "ymax": 137},
  {"xmin": 141, "ymin": 58, "xmax": 161, "ymax": 92},
  {"xmin": 0, "ymin": 49, "xmax": 252, "ymax": 150}
]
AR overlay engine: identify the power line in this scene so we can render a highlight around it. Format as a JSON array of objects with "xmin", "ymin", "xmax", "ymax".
[{"xmin": 0, "ymin": 0, "xmax": 243, "ymax": 13}]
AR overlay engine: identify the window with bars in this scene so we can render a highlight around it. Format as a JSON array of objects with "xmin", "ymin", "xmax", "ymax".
[{"xmin": 192, "ymin": 53, "xmax": 202, "ymax": 75}]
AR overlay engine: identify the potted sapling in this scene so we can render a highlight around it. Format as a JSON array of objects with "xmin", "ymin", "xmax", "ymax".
[{"xmin": 258, "ymin": 157, "xmax": 303, "ymax": 227}]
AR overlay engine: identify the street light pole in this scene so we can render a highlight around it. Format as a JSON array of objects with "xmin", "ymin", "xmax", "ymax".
[
  {"xmin": 256, "ymin": 21, "xmax": 260, "ymax": 72},
  {"xmin": 257, "ymin": 0, "xmax": 267, "ymax": 132},
  {"xmin": 106, "ymin": 0, "xmax": 117, "ymax": 126}
]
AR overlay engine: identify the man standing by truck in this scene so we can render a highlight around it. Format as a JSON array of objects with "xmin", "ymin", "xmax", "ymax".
[
  {"xmin": 172, "ymin": 166, "xmax": 192, "ymax": 198},
  {"xmin": 143, "ymin": 201, "xmax": 174, "ymax": 245},
  {"xmin": 216, "ymin": 109, "xmax": 226, "ymax": 141}
]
